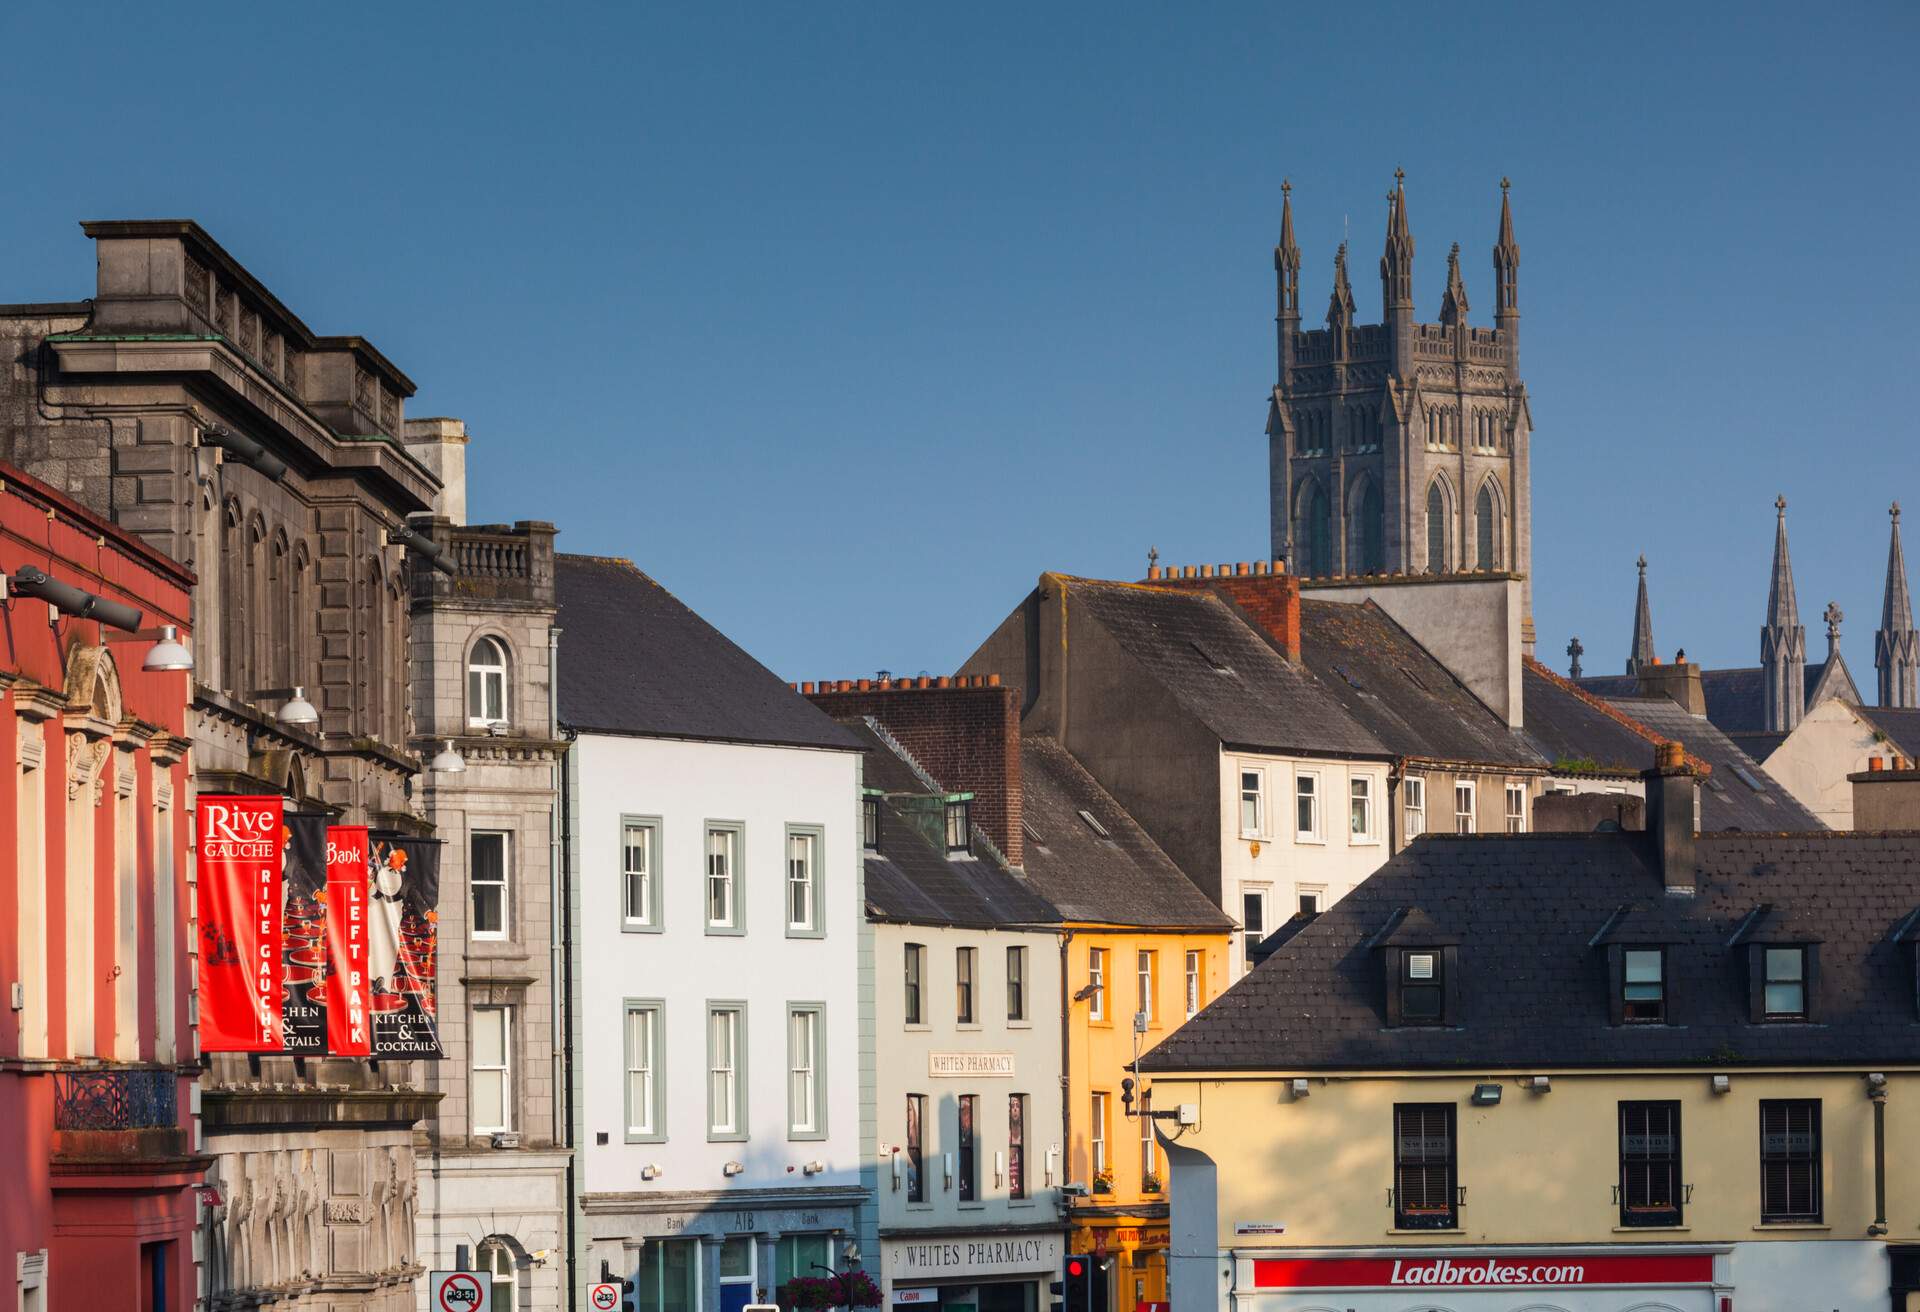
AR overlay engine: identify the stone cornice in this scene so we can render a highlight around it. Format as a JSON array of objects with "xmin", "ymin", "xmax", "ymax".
[
  {"xmin": 581, "ymin": 1184, "xmax": 868, "ymax": 1213},
  {"xmin": 10, "ymin": 680, "xmax": 66, "ymax": 723},
  {"xmin": 200, "ymin": 1086, "xmax": 441, "ymax": 1134}
]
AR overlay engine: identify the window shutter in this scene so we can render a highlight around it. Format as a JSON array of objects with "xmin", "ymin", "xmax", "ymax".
[
  {"xmin": 1441, "ymin": 946, "xmax": 1461, "ymax": 1026},
  {"xmin": 1604, "ymin": 945, "xmax": 1625, "ymax": 1027}
]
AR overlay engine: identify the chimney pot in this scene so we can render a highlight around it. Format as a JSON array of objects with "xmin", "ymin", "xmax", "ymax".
[
  {"xmin": 1656, "ymin": 741, "xmax": 1684, "ymax": 770},
  {"xmin": 917, "ymin": 676, "xmax": 931, "ymax": 689},
  {"xmin": 1183, "ymin": 566, "xmax": 1197, "ymax": 579},
  {"xmin": 1236, "ymin": 562, "xmax": 1250, "ymax": 576},
  {"xmin": 857, "ymin": 679, "xmax": 871, "ymax": 691},
  {"xmin": 839, "ymin": 680, "xmax": 853, "ymax": 692},
  {"xmin": 1273, "ymin": 559, "xmax": 1287, "ymax": 575},
  {"xmin": 1147, "ymin": 565, "xmax": 1161, "ymax": 580},
  {"xmin": 987, "ymin": 673, "xmax": 1001, "ymax": 687},
  {"xmin": 1870, "ymin": 755, "xmax": 1886, "ymax": 772},
  {"xmin": 1201, "ymin": 565, "xmax": 1216, "ymax": 578},
  {"xmin": 937, "ymin": 676, "xmax": 952, "ymax": 688},
  {"xmin": 801, "ymin": 681, "xmax": 815, "ymax": 694}
]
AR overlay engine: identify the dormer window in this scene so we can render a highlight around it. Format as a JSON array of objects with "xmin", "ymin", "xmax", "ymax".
[
  {"xmin": 862, "ymin": 797, "xmax": 881, "ymax": 850},
  {"xmin": 1400, "ymin": 950, "xmax": 1443, "ymax": 1025},
  {"xmin": 945, "ymin": 801, "xmax": 971, "ymax": 853},
  {"xmin": 1623, "ymin": 949, "xmax": 1665, "ymax": 1023},
  {"xmin": 1763, "ymin": 948, "xmax": 1807, "ymax": 1020}
]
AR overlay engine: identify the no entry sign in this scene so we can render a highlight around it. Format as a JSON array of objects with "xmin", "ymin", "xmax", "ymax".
[
  {"xmin": 588, "ymin": 1283, "xmax": 621, "ymax": 1310},
  {"xmin": 428, "ymin": 1270, "xmax": 491, "ymax": 1312}
]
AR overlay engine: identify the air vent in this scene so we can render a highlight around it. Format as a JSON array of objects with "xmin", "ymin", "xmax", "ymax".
[
  {"xmin": 1078, "ymin": 809, "xmax": 1112, "ymax": 839},
  {"xmin": 1021, "ymin": 820, "xmax": 1046, "ymax": 848}
]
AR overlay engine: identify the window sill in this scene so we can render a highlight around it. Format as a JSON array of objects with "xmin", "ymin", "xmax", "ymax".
[
  {"xmin": 1612, "ymin": 1225, "xmax": 1689, "ymax": 1233},
  {"xmin": 1753, "ymin": 1222, "xmax": 1829, "ymax": 1231},
  {"xmin": 955, "ymin": 1023, "xmax": 983, "ymax": 1032},
  {"xmin": 1351, "ymin": 837, "xmax": 1383, "ymax": 847},
  {"xmin": 1293, "ymin": 836, "xmax": 1326, "ymax": 846},
  {"xmin": 957, "ymin": 1203, "xmax": 986, "ymax": 1212},
  {"xmin": 1386, "ymin": 1227, "xmax": 1463, "ymax": 1235},
  {"xmin": 704, "ymin": 925, "xmax": 747, "ymax": 937},
  {"xmin": 1008, "ymin": 1200, "xmax": 1036, "ymax": 1209},
  {"xmin": 1007, "ymin": 1020, "xmax": 1034, "ymax": 1030},
  {"xmin": 903, "ymin": 1023, "xmax": 931, "ymax": 1033}
]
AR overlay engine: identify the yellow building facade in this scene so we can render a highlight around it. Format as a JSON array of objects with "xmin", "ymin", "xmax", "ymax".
[{"xmin": 1065, "ymin": 924, "xmax": 1232, "ymax": 1312}]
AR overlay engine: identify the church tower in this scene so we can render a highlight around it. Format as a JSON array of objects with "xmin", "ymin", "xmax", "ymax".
[
  {"xmin": 1267, "ymin": 173, "xmax": 1536, "ymax": 652},
  {"xmin": 1761, "ymin": 495, "xmax": 1807, "ymax": 733},
  {"xmin": 1876, "ymin": 501, "xmax": 1918, "ymax": 707}
]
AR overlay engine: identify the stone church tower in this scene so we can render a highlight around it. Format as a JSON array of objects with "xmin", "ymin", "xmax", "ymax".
[{"xmin": 1268, "ymin": 173, "xmax": 1535, "ymax": 651}]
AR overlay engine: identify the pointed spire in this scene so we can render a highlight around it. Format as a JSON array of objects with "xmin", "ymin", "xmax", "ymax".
[
  {"xmin": 1326, "ymin": 241, "xmax": 1354, "ymax": 330},
  {"xmin": 1877, "ymin": 501, "xmax": 1918, "ymax": 707},
  {"xmin": 1627, "ymin": 554, "xmax": 1655, "ymax": 675},
  {"xmin": 1379, "ymin": 168, "xmax": 1414, "ymax": 317},
  {"xmin": 1439, "ymin": 242, "xmax": 1470, "ymax": 327},
  {"xmin": 1494, "ymin": 178, "xmax": 1519, "ymax": 276},
  {"xmin": 1275, "ymin": 178, "xmax": 1301, "ymax": 319},
  {"xmin": 1493, "ymin": 177, "xmax": 1520, "ymax": 357},
  {"xmin": 1761, "ymin": 495, "xmax": 1808, "ymax": 733}
]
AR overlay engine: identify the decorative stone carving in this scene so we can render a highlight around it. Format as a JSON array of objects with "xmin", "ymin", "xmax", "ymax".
[
  {"xmin": 354, "ymin": 366, "xmax": 374, "ymax": 414},
  {"xmin": 183, "ymin": 253, "xmax": 210, "ymax": 314}
]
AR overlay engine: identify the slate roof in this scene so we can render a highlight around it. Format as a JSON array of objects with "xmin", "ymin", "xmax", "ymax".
[
  {"xmin": 1858, "ymin": 707, "xmax": 1920, "ymax": 760},
  {"xmin": 1602, "ymin": 696, "xmax": 1824, "ymax": 831},
  {"xmin": 1020, "ymin": 736, "xmax": 1232, "ymax": 931},
  {"xmin": 863, "ymin": 796, "xmax": 1059, "ymax": 929},
  {"xmin": 1579, "ymin": 663, "xmax": 1846, "ymax": 740},
  {"xmin": 1063, "ymin": 579, "xmax": 1387, "ymax": 758},
  {"xmin": 1141, "ymin": 830, "xmax": 1920, "ymax": 1072},
  {"xmin": 1522, "ymin": 661, "xmax": 1661, "ymax": 778},
  {"xmin": 1298, "ymin": 599, "xmax": 1546, "ymax": 768},
  {"xmin": 554, "ymin": 554, "xmax": 860, "ymax": 751}
]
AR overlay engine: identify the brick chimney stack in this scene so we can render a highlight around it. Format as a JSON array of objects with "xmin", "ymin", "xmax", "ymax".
[
  {"xmin": 803, "ymin": 676, "xmax": 1022, "ymax": 866},
  {"xmin": 1143, "ymin": 559, "xmax": 1302, "ymax": 662},
  {"xmin": 1635, "ymin": 649, "xmax": 1707, "ymax": 716}
]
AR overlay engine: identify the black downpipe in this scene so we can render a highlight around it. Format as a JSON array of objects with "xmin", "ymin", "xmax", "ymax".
[{"xmin": 1871, "ymin": 1081, "xmax": 1889, "ymax": 1235}]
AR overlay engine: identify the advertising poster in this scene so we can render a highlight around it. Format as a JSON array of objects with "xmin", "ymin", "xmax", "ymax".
[
  {"xmin": 195, "ymin": 794, "xmax": 285, "ymax": 1051},
  {"xmin": 279, "ymin": 812, "xmax": 329, "ymax": 1054},
  {"xmin": 324, "ymin": 826, "xmax": 373, "ymax": 1055},
  {"xmin": 367, "ymin": 833, "xmax": 443, "ymax": 1058}
]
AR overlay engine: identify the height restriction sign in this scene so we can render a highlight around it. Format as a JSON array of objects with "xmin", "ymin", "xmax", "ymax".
[
  {"xmin": 588, "ymin": 1283, "xmax": 621, "ymax": 1310},
  {"xmin": 428, "ymin": 1270, "xmax": 490, "ymax": 1312}
]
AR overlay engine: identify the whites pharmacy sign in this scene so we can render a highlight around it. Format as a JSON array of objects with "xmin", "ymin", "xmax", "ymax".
[{"xmin": 929, "ymin": 1052, "xmax": 1014, "ymax": 1077}]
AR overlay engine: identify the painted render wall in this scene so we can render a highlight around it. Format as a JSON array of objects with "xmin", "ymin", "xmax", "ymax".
[
  {"xmin": 1759, "ymin": 698, "xmax": 1886, "ymax": 829},
  {"xmin": 573, "ymin": 732, "xmax": 863, "ymax": 1197}
]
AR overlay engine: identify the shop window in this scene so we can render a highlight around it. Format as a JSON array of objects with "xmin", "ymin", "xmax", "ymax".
[
  {"xmin": 905, "ymin": 1094, "xmax": 926, "ymax": 1203},
  {"xmin": 719, "ymin": 1237, "xmax": 755, "ymax": 1312},
  {"xmin": 774, "ymin": 1235, "xmax": 833, "ymax": 1291},
  {"xmin": 634, "ymin": 1238, "xmax": 698, "ymax": 1312},
  {"xmin": 1008, "ymin": 1093, "xmax": 1027, "ymax": 1200}
]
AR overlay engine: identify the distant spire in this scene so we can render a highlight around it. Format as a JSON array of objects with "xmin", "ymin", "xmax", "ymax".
[
  {"xmin": 1275, "ymin": 179, "xmax": 1302, "ymax": 318},
  {"xmin": 1439, "ymin": 242, "xmax": 1470, "ymax": 327},
  {"xmin": 1761, "ymin": 495, "xmax": 1807, "ymax": 732},
  {"xmin": 1493, "ymin": 177, "xmax": 1519, "ymax": 302},
  {"xmin": 1379, "ymin": 168, "xmax": 1414, "ymax": 316},
  {"xmin": 1627, "ymin": 554, "xmax": 1655, "ymax": 675},
  {"xmin": 1327, "ymin": 241, "xmax": 1355, "ymax": 330},
  {"xmin": 1877, "ymin": 500, "xmax": 1918, "ymax": 707},
  {"xmin": 1567, "ymin": 635, "xmax": 1584, "ymax": 681}
]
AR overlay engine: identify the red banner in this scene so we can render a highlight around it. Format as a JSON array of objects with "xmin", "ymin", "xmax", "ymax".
[
  {"xmin": 324, "ymin": 826, "xmax": 373, "ymax": 1055},
  {"xmin": 1252, "ymin": 1252, "xmax": 1715, "ymax": 1290},
  {"xmin": 194, "ymin": 795, "xmax": 284, "ymax": 1051}
]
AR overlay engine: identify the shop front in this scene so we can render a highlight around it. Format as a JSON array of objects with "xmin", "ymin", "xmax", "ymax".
[
  {"xmin": 1235, "ymin": 1246, "xmax": 1727, "ymax": 1312},
  {"xmin": 883, "ymin": 1227, "xmax": 1068, "ymax": 1312},
  {"xmin": 1070, "ymin": 1218, "xmax": 1168, "ymax": 1312}
]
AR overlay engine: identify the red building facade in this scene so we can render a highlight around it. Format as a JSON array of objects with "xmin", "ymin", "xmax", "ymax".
[{"xmin": 0, "ymin": 461, "xmax": 202, "ymax": 1311}]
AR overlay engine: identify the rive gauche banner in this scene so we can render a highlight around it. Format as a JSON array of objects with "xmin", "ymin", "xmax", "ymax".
[
  {"xmin": 323, "ymin": 826, "xmax": 373, "ymax": 1056},
  {"xmin": 279, "ymin": 813, "xmax": 329, "ymax": 1054},
  {"xmin": 367, "ymin": 833, "xmax": 443, "ymax": 1058},
  {"xmin": 195, "ymin": 795, "xmax": 285, "ymax": 1052}
]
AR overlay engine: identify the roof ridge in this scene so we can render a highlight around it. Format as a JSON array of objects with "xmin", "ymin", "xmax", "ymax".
[{"xmin": 1525, "ymin": 655, "xmax": 1713, "ymax": 776}]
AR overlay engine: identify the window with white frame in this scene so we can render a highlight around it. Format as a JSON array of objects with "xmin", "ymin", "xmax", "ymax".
[
  {"xmin": 1454, "ymin": 780, "xmax": 1476, "ymax": 834},
  {"xmin": 1242, "ymin": 888, "xmax": 1269, "ymax": 963},
  {"xmin": 468, "ymin": 635, "xmax": 508, "ymax": 726},
  {"xmin": 1141, "ymin": 1089, "xmax": 1158, "ymax": 1185},
  {"xmin": 707, "ymin": 1004, "xmax": 745, "ymax": 1137},
  {"xmin": 1088, "ymin": 947, "xmax": 1107, "ymax": 1021},
  {"xmin": 624, "ymin": 1002, "xmax": 661, "ymax": 1139},
  {"xmin": 1505, "ymin": 783, "xmax": 1527, "ymax": 834},
  {"xmin": 788, "ymin": 1005, "xmax": 825, "ymax": 1138},
  {"xmin": 1350, "ymin": 776, "xmax": 1374, "ymax": 840},
  {"xmin": 1295, "ymin": 772, "xmax": 1321, "ymax": 839},
  {"xmin": 786, "ymin": 828, "xmax": 819, "ymax": 933},
  {"xmin": 622, "ymin": 819, "xmax": 658, "ymax": 928},
  {"xmin": 1185, "ymin": 950, "xmax": 1202, "ymax": 1018},
  {"xmin": 706, "ymin": 825, "xmax": 739, "ymax": 930},
  {"xmin": 471, "ymin": 831, "xmax": 508, "ymax": 940},
  {"xmin": 1405, "ymin": 777, "xmax": 1426, "ymax": 840},
  {"xmin": 1239, "ymin": 768, "xmax": 1263, "ymax": 836},
  {"xmin": 471, "ymin": 1005, "xmax": 511, "ymax": 1133},
  {"xmin": 1136, "ymin": 950, "xmax": 1156, "ymax": 1025},
  {"xmin": 479, "ymin": 1239, "xmax": 518, "ymax": 1312},
  {"xmin": 1298, "ymin": 886, "xmax": 1324, "ymax": 915},
  {"xmin": 1007, "ymin": 945, "xmax": 1027, "ymax": 1022},
  {"xmin": 1091, "ymin": 1092, "xmax": 1110, "ymax": 1176}
]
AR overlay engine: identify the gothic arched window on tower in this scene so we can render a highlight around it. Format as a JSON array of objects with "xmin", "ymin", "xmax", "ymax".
[
  {"xmin": 1475, "ymin": 482, "xmax": 1499, "ymax": 570},
  {"xmin": 1426, "ymin": 481, "xmax": 1448, "ymax": 574},
  {"xmin": 1347, "ymin": 476, "xmax": 1384, "ymax": 575},
  {"xmin": 1297, "ymin": 481, "xmax": 1332, "ymax": 577}
]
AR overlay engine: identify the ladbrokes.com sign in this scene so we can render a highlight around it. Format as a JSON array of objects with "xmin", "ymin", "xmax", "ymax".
[{"xmin": 1253, "ymin": 1252, "xmax": 1714, "ymax": 1290}]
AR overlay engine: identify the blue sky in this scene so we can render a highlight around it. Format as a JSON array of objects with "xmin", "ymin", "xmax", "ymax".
[{"xmin": 4, "ymin": 3, "xmax": 1915, "ymax": 684}]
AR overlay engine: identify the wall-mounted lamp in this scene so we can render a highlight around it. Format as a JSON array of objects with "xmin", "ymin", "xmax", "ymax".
[
  {"xmin": 1867, "ymin": 1072, "xmax": 1888, "ymax": 1091},
  {"xmin": 279, "ymin": 687, "xmax": 319, "ymax": 727},
  {"xmin": 7, "ymin": 566, "xmax": 143, "ymax": 631},
  {"xmin": 802, "ymin": 1160, "xmax": 826, "ymax": 1176},
  {"xmin": 1710, "ymin": 1074, "xmax": 1731, "ymax": 1095},
  {"xmin": 1045, "ymin": 1145, "xmax": 1058, "ymax": 1186},
  {"xmin": 889, "ymin": 1151, "xmax": 902, "ymax": 1190},
  {"xmin": 722, "ymin": 1161, "xmax": 744, "ymax": 1177},
  {"xmin": 429, "ymin": 740, "xmax": 467, "ymax": 773},
  {"xmin": 640, "ymin": 1164, "xmax": 663, "ymax": 1180},
  {"xmin": 1526, "ymin": 1076, "xmax": 1552, "ymax": 1094},
  {"xmin": 942, "ymin": 1152, "xmax": 954, "ymax": 1189},
  {"xmin": 142, "ymin": 625, "xmax": 194, "ymax": 672},
  {"xmin": 1470, "ymin": 1083, "xmax": 1503, "ymax": 1106},
  {"xmin": 1290, "ymin": 1078, "xmax": 1311, "ymax": 1100}
]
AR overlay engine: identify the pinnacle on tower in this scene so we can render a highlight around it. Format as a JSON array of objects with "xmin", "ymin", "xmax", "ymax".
[
  {"xmin": 1275, "ymin": 179, "xmax": 1302, "ymax": 316},
  {"xmin": 1627, "ymin": 554, "xmax": 1655, "ymax": 675},
  {"xmin": 1493, "ymin": 176, "xmax": 1520, "ymax": 316},
  {"xmin": 1326, "ymin": 241, "xmax": 1355, "ymax": 331},
  {"xmin": 1379, "ymin": 168, "xmax": 1414, "ymax": 317},
  {"xmin": 1439, "ymin": 242, "xmax": 1470, "ymax": 327},
  {"xmin": 1761, "ymin": 495, "xmax": 1808, "ymax": 733},
  {"xmin": 1876, "ymin": 501, "xmax": 1918, "ymax": 707}
]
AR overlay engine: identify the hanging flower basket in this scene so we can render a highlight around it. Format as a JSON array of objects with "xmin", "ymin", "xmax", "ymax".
[{"xmin": 776, "ymin": 1271, "xmax": 883, "ymax": 1310}]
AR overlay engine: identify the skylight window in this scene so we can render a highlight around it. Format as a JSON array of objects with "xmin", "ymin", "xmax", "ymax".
[
  {"xmin": 1022, "ymin": 819, "xmax": 1046, "ymax": 849},
  {"xmin": 1078, "ymin": 809, "xmax": 1112, "ymax": 839},
  {"xmin": 1189, "ymin": 641, "xmax": 1231, "ymax": 674},
  {"xmin": 1731, "ymin": 765, "xmax": 1767, "ymax": 794}
]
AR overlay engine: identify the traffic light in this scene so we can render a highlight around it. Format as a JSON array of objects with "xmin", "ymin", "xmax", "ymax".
[
  {"xmin": 1048, "ymin": 1277, "xmax": 1065, "ymax": 1312},
  {"xmin": 621, "ymin": 1276, "xmax": 637, "ymax": 1312},
  {"xmin": 1062, "ymin": 1255, "xmax": 1092, "ymax": 1312}
]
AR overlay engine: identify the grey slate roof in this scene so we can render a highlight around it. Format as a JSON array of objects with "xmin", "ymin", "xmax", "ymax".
[
  {"xmin": 554, "ymin": 554, "xmax": 860, "ymax": 751},
  {"xmin": 1602, "ymin": 696, "xmax": 1824, "ymax": 830},
  {"xmin": 1580, "ymin": 663, "xmax": 1846, "ymax": 739},
  {"xmin": 1522, "ymin": 662, "xmax": 1656, "ymax": 777},
  {"xmin": 1020, "ymin": 737, "xmax": 1233, "ymax": 931},
  {"xmin": 1141, "ymin": 830, "xmax": 1920, "ymax": 1072},
  {"xmin": 1065, "ymin": 579, "xmax": 1388, "ymax": 758},
  {"xmin": 1858, "ymin": 706, "xmax": 1920, "ymax": 760},
  {"xmin": 1298, "ymin": 599, "xmax": 1546, "ymax": 768}
]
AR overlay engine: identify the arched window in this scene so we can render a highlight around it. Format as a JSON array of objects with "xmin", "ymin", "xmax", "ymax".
[
  {"xmin": 478, "ymin": 1238, "xmax": 519, "ymax": 1312},
  {"xmin": 1346, "ymin": 476, "xmax": 1384, "ymax": 575},
  {"xmin": 469, "ymin": 636, "xmax": 509, "ymax": 726},
  {"xmin": 1476, "ymin": 482, "xmax": 1499, "ymax": 570},
  {"xmin": 1426, "ymin": 481, "xmax": 1448, "ymax": 574},
  {"xmin": 1295, "ymin": 482, "xmax": 1332, "ymax": 578}
]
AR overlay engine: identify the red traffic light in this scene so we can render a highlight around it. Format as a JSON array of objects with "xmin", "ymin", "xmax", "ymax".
[{"xmin": 1066, "ymin": 1260, "xmax": 1085, "ymax": 1277}]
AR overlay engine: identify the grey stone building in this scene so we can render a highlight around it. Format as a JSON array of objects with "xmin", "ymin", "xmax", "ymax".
[
  {"xmin": 0, "ymin": 221, "xmax": 444, "ymax": 1310},
  {"xmin": 1267, "ymin": 173, "xmax": 1535, "ymax": 653},
  {"xmin": 403, "ymin": 418, "xmax": 570, "ymax": 1311}
]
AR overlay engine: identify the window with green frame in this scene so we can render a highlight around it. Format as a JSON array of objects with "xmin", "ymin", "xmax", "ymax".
[
  {"xmin": 632, "ymin": 1238, "xmax": 698, "ymax": 1312},
  {"xmin": 774, "ymin": 1235, "xmax": 833, "ymax": 1290}
]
